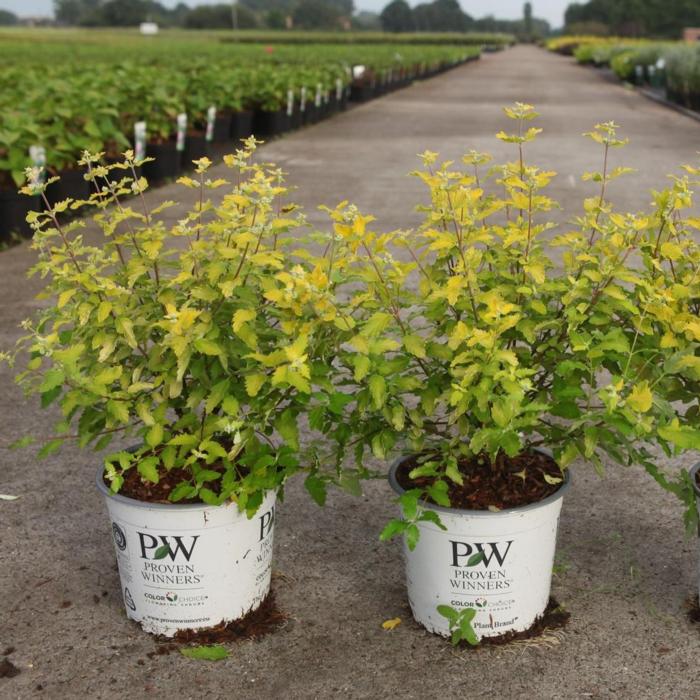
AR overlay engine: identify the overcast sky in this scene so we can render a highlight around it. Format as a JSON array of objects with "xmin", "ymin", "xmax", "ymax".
[{"xmin": 0, "ymin": 0, "xmax": 569, "ymax": 28}]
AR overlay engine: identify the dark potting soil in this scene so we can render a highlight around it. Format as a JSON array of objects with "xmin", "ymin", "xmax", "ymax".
[
  {"xmin": 463, "ymin": 597, "xmax": 570, "ymax": 648},
  {"xmin": 115, "ymin": 462, "xmax": 227, "ymax": 504},
  {"xmin": 396, "ymin": 450, "xmax": 563, "ymax": 510},
  {"xmin": 151, "ymin": 591, "xmax": 287, "ymax": 655}
]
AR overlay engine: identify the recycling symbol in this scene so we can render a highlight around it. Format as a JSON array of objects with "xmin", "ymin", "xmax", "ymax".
[
  {"xmin": 112, "ymin": 523, "xmax": 127, "ymax": 551},
  {"xmin": 124, "ymin": 587, "xmax": 136, "ymax": 611}
]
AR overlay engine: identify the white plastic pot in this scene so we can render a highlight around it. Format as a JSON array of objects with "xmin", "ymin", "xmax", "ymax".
[
  {"xmin": 96, "ymin": 470, "xmax": 276, "ymax": 637},
  {"xmin": 691, "ymin": 463, "xmax": 700, "ymax": 600},
  {"xmin": 388, "ymin": 454, "xmax": 570, "ymax": 640}
]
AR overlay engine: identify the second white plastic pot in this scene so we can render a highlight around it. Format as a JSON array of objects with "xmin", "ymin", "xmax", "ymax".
[
  {"xmin": 388, "ymin": 454, "xmax": 570, "ymax": 640},
  {"xmin": 97, "ymin": 469, "xmax": 276, "ymax": 637}
]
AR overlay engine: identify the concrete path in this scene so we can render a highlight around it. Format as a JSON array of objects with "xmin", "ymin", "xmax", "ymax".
[{"xmin": 1, "ymin": 46, "xmax": 699, "ymax": 699}]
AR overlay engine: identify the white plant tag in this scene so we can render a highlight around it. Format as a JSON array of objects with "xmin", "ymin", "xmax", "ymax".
[
  {"xmin": 206, "ymin": 106, "xmax": 216, "ymax": 142},
  {"xmin": 336, "ymin": 77, "xmax": 343, "ymax": 101},
  {"xmin": 314, "ymin": 83, "xmax": 322, "ymax": 108},
  {"xmin": 300, "ymin": 86, "xmax": 307, "ymax": 112},
  {"xmin": 176, "ymin": 113, "xmax": 187, "ymax": 152},
  {"xmin": 286, "ymin": 89, "xmax": 294, "ymax": 117},
  {"xmin": 28, "ymin": 145, "xmax": 46, "ymax": 191},
  {"xmin": 134, "ymin": 121, "xmax": 147, "ymax": 161}
]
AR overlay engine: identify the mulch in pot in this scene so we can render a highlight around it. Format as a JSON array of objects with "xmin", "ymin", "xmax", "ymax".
[
  {"xmin": 396, "ymin": 449, "xmax": 563, "ymax": 511},
  {"xmin": 110, "ymin": 460, "xmax": 229, "ymax": 504}
]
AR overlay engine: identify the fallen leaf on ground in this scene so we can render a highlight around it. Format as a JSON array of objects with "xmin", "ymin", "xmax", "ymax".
[{"xmin": 382, "ymin": 617, "xmax": 402, "ymax": 631}]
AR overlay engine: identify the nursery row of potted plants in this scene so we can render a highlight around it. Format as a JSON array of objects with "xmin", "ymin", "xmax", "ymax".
[
  {"xmin": 546, "ymin": 36, "xmax": 700, "ymax": 114},
  {"xmin": 0, "ymin": 35, "xmax": 481, "ymax": 243},
  {"xmin": 7, "ymin": 105, "xmax": 700, "ymax": 646},
  {"xmin": 218, "ymin": 29, "xmax": 515, "ymax": 47}
]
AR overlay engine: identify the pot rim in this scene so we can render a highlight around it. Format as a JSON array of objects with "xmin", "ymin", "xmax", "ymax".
[
  {"xmin": 387, "ymin": 448, "xmax": 571, "ymax": 517},
  {"xmin": 690, "ymin": 463, "xmax": 700, "ymax": 500}
]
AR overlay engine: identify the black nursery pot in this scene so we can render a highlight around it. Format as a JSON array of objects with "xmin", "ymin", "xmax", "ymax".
[
  {"xmin": 182, "ymin": 132, "xmax": 209, "ymax": 170},
  {"xmin": 302, "ymin": 104, "xmax": 319, "ymax": 125},
  {"xmin": 230, "ymin": 110, "xmax": 254, "ymax": 142},
  {"xmin": 212, "ymin": 109, "xmax": 233, "ymax": 143},
  {"xmin": 142, "ymin": 141, "xmax": 181, "ymax": 183},
  {"xmin": 0, "ymin": 188, "xmax": 41, "ymax": 242},
  {"xmin": 45, "ymin": 167, "xmax": 92, "ymax": 208},
  {"xmin": 290, "ymin": 109, "xmax": 302, "ymax": 130},
  {"xmin": 254, "ymin": 109, "xmax": 289, "ymax": 137},
  {"xmin": 327, "ymin": 94, "xmax": 339, "ymax": 115},
  {"xmin": 350, "ymin": 83, "xmax": 375, "ymax": 103}
]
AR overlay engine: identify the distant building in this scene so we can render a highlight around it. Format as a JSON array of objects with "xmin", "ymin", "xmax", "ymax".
[
  {"xmin": 140, "ymin": 22, "xmax": 159, "ymax": 35},
  {"xmin": 683, "ymin": 28, "xmax": 700, "ymax": 41}
]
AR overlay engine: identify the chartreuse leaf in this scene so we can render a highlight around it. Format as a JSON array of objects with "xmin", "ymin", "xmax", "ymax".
[
  {"xmin": 658, "ymin": 421, "xmax": 700, "ymax": 450},
  {"xmin": 404, "ymin": 523, "xmax": 420, "ymax": 551},
  {"xmin": 368, "ymin": 374, "xmax": 386, "ymax": 409},
  {"xmin": 39, "ymin": 369, "xmax": 64, "ymax": 393},
  {"xmin": 9, "ymin": 436, "xmax": 34, "ymax": 449},
  {"xmin": 180, "ymin": 645, "xmax": 229, "ymax": 661},
  {"xmin": 245, "ymin": 373, "xmax": 266, "ymax": 397},
  {"xmin": 403, "ymin": 334, "xmax": 427, "ymax": 358},
  {"xmin": 379, "ymin": 518, "xmax": 408, "ymax": 542},
  {"xmin": 418, "ymin": 509, "xmax": 446, "ymax": 531},
  {"xmin": 275, "ymin": 409, "xmax": 299, "ymax": 450},
  {"xmin": 382, "ymin": 617, "xmax": 402, "ymax": 631},
  {"xmin": 138, "ymin": 456, "xmax": 160, "ymax": 483},
  {"xmin": 627, "ymin": 381, "xmax": 653, "ymax": 413},
  {"xmin": 146, "ymin": 424, "xmax": 164, "ymax": 449}
]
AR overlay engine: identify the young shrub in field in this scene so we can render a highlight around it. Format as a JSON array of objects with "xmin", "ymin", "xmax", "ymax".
[
  {"xmin": 5, "ymin": 139, "xmax": 361, "ymax": 514},
  {"xmin": 323, "ymin": 104, "xmax": 700, "ymax": 542}
]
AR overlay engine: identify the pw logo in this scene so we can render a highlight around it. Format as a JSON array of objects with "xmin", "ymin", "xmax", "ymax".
[
  {"xmin": 450, "ymin": 540, "xmax": 514, "ymax": 568},
  {"xmin": 259, "ymin": 507, "xmax": 275, "ymax": 542},
  {"xmin": 138, "ymin": 533, "xmax": 199, "ymax": 561}
]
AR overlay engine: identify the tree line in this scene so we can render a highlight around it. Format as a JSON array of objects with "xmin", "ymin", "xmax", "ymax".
[
  {"xmin": 0, "ymin": 0, "xmax": 550, "ymax": 36},
  {"xmin": 49, "ymin": 0, "xmax": 354, "ymax": 30},
  {"xmin": 564, "ymin": 0, "xmax": 700, "ymax": 38},
  {"xmin": 380, "ymin": 0, "xmax": 548, "ymax": 38}
]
